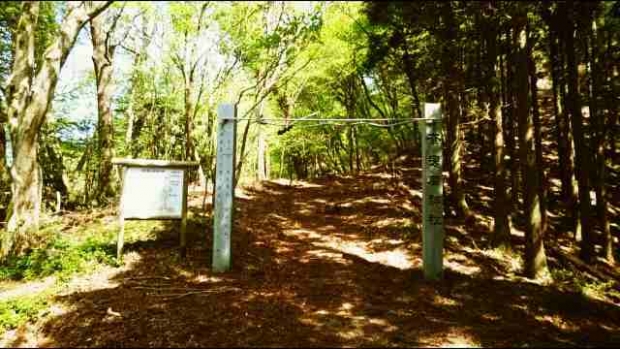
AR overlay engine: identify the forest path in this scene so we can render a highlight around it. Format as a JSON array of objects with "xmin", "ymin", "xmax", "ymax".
[{"xmin": 5, "ymin": 159, "xmax": 620, "ymax": 347}]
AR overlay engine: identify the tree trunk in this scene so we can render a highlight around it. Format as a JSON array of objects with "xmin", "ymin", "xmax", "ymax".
[
  {"xmin": 279, "ymin": 147, "xmax": 286, "ymax": 178},
  {"xmin": 235, "ymin": 118, "xmax": 252, "ymax": 186},
  {"xmin": 0, "ymin": 125, "xmax": 10, "ymax": 198},
  {"xmin": 91, "ymin": 13, "xmax": 117, "ymax": 205},
  {"xmin": 353, "ymin": 126, "xmax": 361, "ymax": 173},
  {"xmin": 527, "ymin": 28, "xmax": 548, "ymax": 233},
  {"xmin": 552, "ymin": 6, "xmax": 582, "ymax": 241},
  {"xmin": 565, "ymin": 2, "xmax": 595, "ymax": 262},
  {"xmin": 125, "ymin": 106, "xmax": 134, "ymax": 157},
  {"xmin": 184, "ymin": 78, "xmax": 197, "ymax": 186},
  {"xmin": 505, "ymin": 26, "xmax": 519, "ymax": 213},
  {"xmin": 440, "ymin": 3, "xmax": 469, "ymax": 218},
  {"xmin": 587, "ymin": 13, "xmax": 614, "ymax": 264},
  {"xmin": 402, "ymin": 48, "xmax": 423, "ymax": 120},
  {"xmin": 2, "ymin": 2, "xmax": 41, "ymax": 257},
  {"xmin": 484, "ymin": 11, "xmax": 511, "ymax": 248},
  {"xmin": 605, "ymin": 32, "xmax": 618, "ymax": 159},
  {"xmin": 257, "ymin": 126, "xmax": 268, "ymax": 181},
  {"xmin": 2, "ymin": 1, "xmax": 111, "ymax": 258},
  {"xmin": 347, "ymin": 127, "xmax": 354, "ymax": 174},
  {"xmin": 548, "ymin": 21, "xmax": 578, "ymax": 214},
  {"xmin": 40, "ymin": 129, "xmax": 69, "ymax": 208},
  {"xmin": 515, "ymin": 14, "xmax": 549, "ymax": 279}
]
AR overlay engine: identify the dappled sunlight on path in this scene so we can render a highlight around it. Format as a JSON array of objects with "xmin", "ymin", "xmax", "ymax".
[{"xmin": 12, "ymin": 161, "xmax": 620, "ymax": 347}]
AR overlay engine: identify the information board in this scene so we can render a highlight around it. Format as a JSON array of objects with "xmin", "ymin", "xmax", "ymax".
[{"xmin": 121, "ymin": 167, "xmax": 184, "ymax": 219}]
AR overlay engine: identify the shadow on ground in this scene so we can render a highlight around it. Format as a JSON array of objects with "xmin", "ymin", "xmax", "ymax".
[{"xmin": 24, "ymin": 165, "xmax": 620, "ymax": 347}]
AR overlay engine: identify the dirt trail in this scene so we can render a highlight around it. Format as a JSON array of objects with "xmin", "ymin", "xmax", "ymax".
[{"xmin": 4, "ymin": 160, "xmax": 620, "ymax": 347}]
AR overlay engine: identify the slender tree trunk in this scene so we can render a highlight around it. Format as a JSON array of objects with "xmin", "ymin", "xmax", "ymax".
[
  {"xmin": 527, "ymin": 28, "xmax": 548, "ymax": 233},
  {"xmin": 587, "ymin": 14, "xmax": 614, "ymax": 264},
  {"xmin": 354, "ymin": 127, "xmax": 361, "ymax": 173},
  {"xmin": 505, "ymin": 27, "xmax": 519, "ymax": 212},
  {"xmin": 236, "ymin": 70, "xmax": 269, "ymax": 186},
  {"xmin": 402, "ymin": 48, "xmax": 423, "ymax": 120},
  {"xmin": 441, "ymin": 3, "xmax": 469, "ymax": 217},
  {"xmin": 125, "ymin": 107, "xmax": 134, "ymax": 156},
  {"xmin": 485, "ymin": 12, "xmax": 511, "ymax": 248},
  {"xmin": 603, "ymin": 31, "xmax": 620, "ymax": 159},
  {"xmin": 347, "ymin": 127, "xmax": 354, "ymax": 173},
  {"xmin": 257, "ymin": 127, "xmax": 268, "ymax": 181},
  {"xmin": 91, "ymin": 14, "xmax": 117, "ymax": 205},
  {"xmin": 549, "ymin": 24, "xmax": 574, "ymax": 208},
  {"xmin": 476, "ymin": 30, "xmax": 489, "ymax": 171},
  {"xmin": 0, "ymin": 126, "xmax": 9, "ymax": 196},
  {"xmin": 279, "ymin": 147, "xmax": 285, "ymax": 178},
  {"xmin": 515, "ymin": 14, "xmax": 548, "ymax": 279},
  {"xmin": 605, "ymin": 32, "xmax": 618, "ymax": 159},
  {"xmin": 184, "ymin": 83, "xmax": 195, "ymax": 162},
  {"xmin": 40, "ymin": 130, "xmax": 69, "ymax": 204},
  {"xmin": 565, "ymin": 3, "xmax": 595, "ymax": 262},
  {"xmin": 551, "ymin": 7, "xmax": 582, "ymax": 240},
  {"xmin": 235, "ymin": 117, "xmax": 252, "ymax": 186}
]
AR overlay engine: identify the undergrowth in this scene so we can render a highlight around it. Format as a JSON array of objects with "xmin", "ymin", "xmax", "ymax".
[
  {"xmin": 551, "ymin": 267, "xmax": 620, "ymax": 301},
  {"xmin": 0, "ymin": 216, "xmax": 170, "ymax": 336},
  {"xmin": 0, "ymin": 291, "xmax": 51, "ymax": 335},
  {"xmin": 0, "ymin": 234, "xmax": 118, "ymax": 282},
  {"xmin": 0, "ymin": 220, "xmax": 118, "ymax": 336}
]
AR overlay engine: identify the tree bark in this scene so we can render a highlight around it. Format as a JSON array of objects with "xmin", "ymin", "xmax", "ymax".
[
  {"xmin": 548, "ymin": 19, "xmax": 577, "ymax": 212},
  {"xmin": 440, "ymin": 3, "xmax": 469, "ymax": 217},
  {"xmin": 0, "ymin": 125, "xmax": 9, "ymax": 198},
  {"xmin": 514, "ymin": 13, "xmax": 548, "ymax": 279},
  {"xmin": 527, "ymin": 27, "xmax": 548, "ymax": 234},
  {"xmin": 2, "ymin": 2, "xmax": 41, "ymax": 257},
  {"xmin": 565, "ymin": 2, "xmax": 595, "ymax": 262},
  {"xmin": 484, "ymin": 8, "xmax": 511, "ymax": 248},
  {"xmin": 605, "ymin": 31, "xmax": 618, "ymax": 159},
  {"xmin": 401, "ymin": 48, "xmax": 423, "ymax": 120},
  {"xmin": 91, "ymin": 12, "xmax": 118, "ymax": 205},
  {"xmin": 2, "ymin": 1, "xmax": 112, "ymax": 258},
  {"xmin": 555, "ymin": 10, "xmax": 582, "ymax": 239},
  {"xmin": 504, "ymin": 26, "xmax": 519, "ymax": 213},
  {"xmin": 586, "ymin": 11, "xmax": 614, "ymax": 264}
]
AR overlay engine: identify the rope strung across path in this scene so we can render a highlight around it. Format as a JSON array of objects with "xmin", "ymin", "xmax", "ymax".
[
  {"xmin": 221, "ymin": 117, "xmax": 441, "ymax": 132},
  {"xmin": 261, "ymin": 119, "xmax": 419, "ymax": 128},
  {"xmin": 212, "ymin": 102, "xmax": 446, "ymax": 280},
  {"xmin": 220, "ymin": 117, "xmax": 437, "ymax": 122}
]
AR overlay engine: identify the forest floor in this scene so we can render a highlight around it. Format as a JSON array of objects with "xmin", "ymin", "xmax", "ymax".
[{"xmin": 1, "ymin": 153, "xmax": 620, "ymax": 347}]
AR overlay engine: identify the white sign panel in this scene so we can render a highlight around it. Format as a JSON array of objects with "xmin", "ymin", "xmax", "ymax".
[{"xmin": 121, "ymin": 167, "xmax": 184, "ymax": 219}]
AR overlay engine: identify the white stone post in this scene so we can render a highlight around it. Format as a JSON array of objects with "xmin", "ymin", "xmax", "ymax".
[
  {"xmin": 422, "ymin": 103, "xmax": 444, "ymax": 281},
  {"xmin": 213, "ymin": 104, "xmax": 236, "ymax": 272}
]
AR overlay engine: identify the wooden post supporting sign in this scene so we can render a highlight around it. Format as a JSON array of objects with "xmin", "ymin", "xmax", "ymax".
[{"xmin": 113, "ymin": 158, "xmax": 198, "ymax": 261}]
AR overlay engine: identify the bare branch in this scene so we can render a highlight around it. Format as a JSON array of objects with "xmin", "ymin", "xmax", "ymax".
[
  {"xmin": 112, "ymin": 7, "xmax": 146, "ymax": 49},
  {"xmin": 105, "ymin": 2, "xmax": 127, "ymax": 47}
]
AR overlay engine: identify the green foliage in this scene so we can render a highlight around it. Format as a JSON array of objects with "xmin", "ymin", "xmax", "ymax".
[
  {"xmin": 0, "ymin": 2, "xmax": 61, "ymax": 79},
  {"xmin": 34, "ymin": 1, "xmax": 58, "ymax": 73},
  {"xmin": 0, "ymin": 233, "xmax": 117, "ymax": 282},
  {"xmin": 551, "ymin": 267, "xmax": 620, "ymax": 301},
  {"xmin": 0, "ymin": 1, "xmax": 20, "ymax": 81},
  {"xmin": 0, "ymin": 292, "xmax": 49, "ymax": 334}
]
